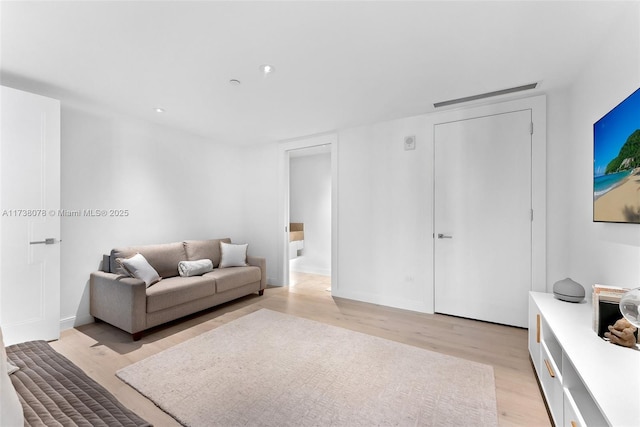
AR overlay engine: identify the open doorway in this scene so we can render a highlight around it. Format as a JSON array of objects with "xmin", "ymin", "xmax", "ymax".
[
  {"xmin": 277, "ymin": 133, "xmax": 338, "ymax": 292},
  {"xmin": 288, "ymin": 146, "xmax": 331, "ymax": 291}
]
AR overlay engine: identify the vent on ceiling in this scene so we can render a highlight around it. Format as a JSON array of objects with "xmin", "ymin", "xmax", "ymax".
[{"xmin": 434, "ymin": 83, "xmax": 538, "ymax": 108}]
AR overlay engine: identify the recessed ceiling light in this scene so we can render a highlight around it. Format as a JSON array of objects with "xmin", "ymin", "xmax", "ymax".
[
  {"xmin": 154, "ymin": 107, "xmax": 165, "ymax": 113},
  {"xmin": 229, "ymin": 79, "xmax": 241, "ymax": 86},
  {"xmin": 259, "ymin": 64, "xmax": 275, "ymax": 75}
]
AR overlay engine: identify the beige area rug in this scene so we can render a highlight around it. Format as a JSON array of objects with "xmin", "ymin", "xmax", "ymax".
[{"xmin": 117, "ymin": 309, "xmax": 497, "ymax": 427}]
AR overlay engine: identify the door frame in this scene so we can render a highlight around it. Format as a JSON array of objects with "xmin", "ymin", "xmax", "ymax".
[
  {"xmin": 277, "ymin": 133, "xmax": 339, "ymax": 288},
  {"xmin": 428, "ymin": 95, "xmax": 547, "ymax": 309}
]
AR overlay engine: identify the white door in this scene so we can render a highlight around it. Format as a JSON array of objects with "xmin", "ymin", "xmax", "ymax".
[
  {"xmin": 434, "ymin": 110, "xmax": 531, "ymax": 327},
  {"xmin": 0, "ymin": 86, "xmax": 61, "ymax": 345}
]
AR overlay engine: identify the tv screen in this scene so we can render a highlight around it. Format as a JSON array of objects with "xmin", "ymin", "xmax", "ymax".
[{"xmin": 593, "ymin": 87, "xmax": 640, "ymax": 223}]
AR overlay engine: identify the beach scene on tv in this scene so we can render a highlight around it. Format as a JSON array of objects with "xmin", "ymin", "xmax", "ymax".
[
  {"xmin": 593, "ymin": 90, "xmax": 640, "ymax": 223},
  {"xmin": 593, "ymin": 89, "xmax": 640, "ymax": 223}
]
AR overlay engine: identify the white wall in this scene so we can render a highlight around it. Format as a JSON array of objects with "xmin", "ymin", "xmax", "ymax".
[
  {"xmin": 60, "ymin": 104, "xmax": 247, "ymax": 326},
  {"xmin": 289, "ymin": 153, "xmax": 331, "ymax": 276},
  {"xmin": 567, "ymin": 6, "xmax": 640, "ymax": 290},
  {"xmin": 335, "ymin": 116, "xmax": 433, "ymax": 311},
  {"xmin": 237, "ymin": 142, "xmax": 280, "ymax": 286}
]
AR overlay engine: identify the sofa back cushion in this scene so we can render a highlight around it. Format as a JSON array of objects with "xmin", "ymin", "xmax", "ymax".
[
  {"xmin": 183, "ymin": 238, "xmax": 231, "ymax": 268},
  {"xmin": 111, "ymin": 242, "xmax": 187, "ymax": 279}
]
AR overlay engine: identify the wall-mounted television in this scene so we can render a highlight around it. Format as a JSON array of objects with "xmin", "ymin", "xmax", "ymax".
[{"xmin": 593, "ymin": 87, "xmax": 640, "ymax": 223}]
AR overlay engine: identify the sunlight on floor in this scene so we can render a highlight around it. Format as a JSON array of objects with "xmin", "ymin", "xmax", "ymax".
[{"xmin": 288, "ymin": 271, "xmax": 331, "ymax": 295}]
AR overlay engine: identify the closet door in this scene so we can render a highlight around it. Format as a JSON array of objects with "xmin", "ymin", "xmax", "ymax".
[
  {"xmin": 434, "ymin": 110, "xmax": 532, "ymax": 327},
  {"xmin": 1, "ymin": 86, "xmax": 61, "ymax": 345}
]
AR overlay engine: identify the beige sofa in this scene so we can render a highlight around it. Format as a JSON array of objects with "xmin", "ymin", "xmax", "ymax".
[{"xmin": 90, "ymin": 238, "xmax": 266, "ymax": 340}]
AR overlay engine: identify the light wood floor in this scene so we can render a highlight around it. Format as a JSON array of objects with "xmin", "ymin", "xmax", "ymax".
[{"xmin": 51, "ymin": 272, "xmax": 550, "ymax": 426}]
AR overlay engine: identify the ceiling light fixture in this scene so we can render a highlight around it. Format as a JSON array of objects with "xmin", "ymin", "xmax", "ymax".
[
  {"xmin": 154, "ymin": 107, "xmax": 165, "ymax": 113},
  {"xmin": 434, "ymin": 83, "xmax": 538, "ymax": 108},
  {"xmin": 260, "ymin": 64, "xmax": 275, "ymax": 75}
]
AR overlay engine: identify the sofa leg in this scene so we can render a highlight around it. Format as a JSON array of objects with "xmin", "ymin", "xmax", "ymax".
[
  {"xmin": 132, "ymin": 332, "xmax": 143, "ymax": 341},
  {"xmin": 258, "ymin": 289, "xmax": 264, "ymax": 296}
]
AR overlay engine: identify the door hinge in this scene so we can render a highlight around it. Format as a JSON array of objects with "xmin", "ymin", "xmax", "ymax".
[{"xmin": 529, "ymin": 122, "xmax": 534, "ymax": 135}]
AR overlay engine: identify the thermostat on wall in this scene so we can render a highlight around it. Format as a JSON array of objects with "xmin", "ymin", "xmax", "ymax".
[{"xmin": 404, "ymin": 135, "xmax": 416, "ymax": 151}]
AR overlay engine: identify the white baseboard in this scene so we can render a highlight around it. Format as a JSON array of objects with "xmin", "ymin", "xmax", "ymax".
[
  {"xmin": 331, "ymin": 289, "xmax": 430, "ymax": 314},
  {"xmin": 267, "ymin": 275, "xmax": 282, "ymax": 286},
  {"xmin": 59, "ymin": 316, "xmax": 76, "ymax": 331},
  {"xmin": 60, "ymin": 314, "xmax": 94, "ymax": 330}
]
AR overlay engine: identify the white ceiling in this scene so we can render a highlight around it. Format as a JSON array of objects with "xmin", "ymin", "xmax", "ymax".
[{"xmin": 0, "ymin": 1, "xmax": 634, "ymax": 145}]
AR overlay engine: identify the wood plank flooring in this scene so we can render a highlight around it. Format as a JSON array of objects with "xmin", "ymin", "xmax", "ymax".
[{"xmin": 50, "ymin": 272, "xmax": 550, "ymax": 426}]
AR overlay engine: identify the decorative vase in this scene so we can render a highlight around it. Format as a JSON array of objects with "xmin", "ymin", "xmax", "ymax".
[{"xmin": 620, "ymin": 287, "xmax": 640, "ymax": 328}]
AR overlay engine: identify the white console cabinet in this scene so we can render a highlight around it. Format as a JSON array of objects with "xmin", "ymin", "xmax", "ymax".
[{"xmin": 529, "ymin": 292, "xmax": 639, "ymax": 427}]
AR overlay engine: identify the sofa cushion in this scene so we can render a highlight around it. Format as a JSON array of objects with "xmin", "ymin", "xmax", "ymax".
[
  {"xmin": 146, "ymin": 276, "xmax": 216, "ymax": 313},
  {"xmin": 183, "ymin": 238, "xmax": 231, "ymax": 268},
  {"xmin": 204, "ymin": 266, "xmax": 261, "ymax": 293},
  {"xmin": 111, "ymin": 242, "xmax": 187, "ymax": 279}
]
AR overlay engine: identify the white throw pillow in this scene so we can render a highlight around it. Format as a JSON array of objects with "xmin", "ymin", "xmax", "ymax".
[
  {"xmin": 219, "ymin": 242, "xmax": 248, "ymax": 268},
  {"xmin": 117, "ymin": 253, "xmax": 161, "ymax": 287},
  {"xmin": 0, "ymin": 327, "xmax": 24, "ymax": 427},
  {"xmin": 178, "ymin": 259, "xmax": 213, "ymax": 277}
]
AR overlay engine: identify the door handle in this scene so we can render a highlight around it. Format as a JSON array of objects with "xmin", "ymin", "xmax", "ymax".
[
  {"xmin": 29, "ymin": 238, "xmax": 61, "ymax": 245},
  {"xmin": 437, "ymin": 234, "xmax": 453, "ymax": 239}
]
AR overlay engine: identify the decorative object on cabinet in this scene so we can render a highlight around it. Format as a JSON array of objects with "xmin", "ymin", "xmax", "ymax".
[
  {"xmin": 591, "ymin": 284, "xmax": 637, "ymax": 341},
  {"xmin": 552, "ymin": 278, "xmax": 585, "ymax": 302},
  {"xmin": 603, "ymin": 318, "xmax": 637, "ymax": 348},
  {"xmin": 620, "ymin": 287, "xmax": 640, "ymax": 327}
]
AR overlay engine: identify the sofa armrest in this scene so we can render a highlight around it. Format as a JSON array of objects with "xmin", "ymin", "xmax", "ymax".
[
  {"xmin": 247, "ymin": 256, "xmax": 267, "ymax": 290},
  {"xmin": 89, "ymin": 271, "xmax": 147, "ymax": 334}
]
